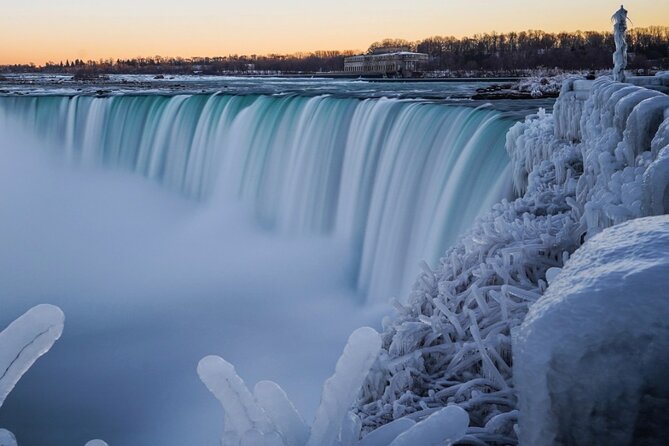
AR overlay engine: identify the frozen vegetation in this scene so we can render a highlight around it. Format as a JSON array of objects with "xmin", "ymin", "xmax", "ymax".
[
  {"xmin": 354, "ymin": 75, "xmax": 669, "ymax": 444},
  {"xmin": 198, "ymin": 328, "xmax": 471, "ymax": 445}
]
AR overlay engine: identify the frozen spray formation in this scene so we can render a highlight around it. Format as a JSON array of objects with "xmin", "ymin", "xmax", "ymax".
[
  {"xmin": 0, "ymin": 94, "xmax": 511, "ymax": 301},
  {"xmin": 355, "ymin": 76, "xmax": 669, "ymax": 444},
  {"xmin": 0, "ymin": 305, "xmax": 64, "ymax": 445},
  {"xmin": 198, "ymin": 327, "xmax": 471, "ymax": 446},
  {"xmin": 198, "ymin": 327, "xmax": 383, "ymax": 446},
  {"xmin": 0, "ymin": 305, "xmax": 64, "ymax": 408},
  {"xmin": 612, "ymin": 5, "xmax": 630, "ymax": 83}
]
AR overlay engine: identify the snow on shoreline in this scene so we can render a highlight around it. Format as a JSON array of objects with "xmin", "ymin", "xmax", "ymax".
[{"xmin": 355, "ymin": 76, "xmax": 669, "ymax": 444}]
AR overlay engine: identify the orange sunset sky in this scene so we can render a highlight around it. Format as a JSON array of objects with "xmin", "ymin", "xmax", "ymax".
[{"xmin": 1, "ymin": 0, "xmax": 667, "ymax": 65}]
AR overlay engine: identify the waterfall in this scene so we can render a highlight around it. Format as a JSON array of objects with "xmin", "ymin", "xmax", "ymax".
[{"xmin": 0, "ymin": 93, "xmax": 512, "ymax": 302}]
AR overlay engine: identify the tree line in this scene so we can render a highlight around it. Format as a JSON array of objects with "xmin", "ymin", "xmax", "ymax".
[{"xmin": 2, "ymin": 27, "xmax": 668, "ymax": 76}]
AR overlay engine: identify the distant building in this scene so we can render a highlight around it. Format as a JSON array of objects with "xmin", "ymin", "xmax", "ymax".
[{"xmin": 344, "ymin": 48, "xmax": 429, "ymax": 77}]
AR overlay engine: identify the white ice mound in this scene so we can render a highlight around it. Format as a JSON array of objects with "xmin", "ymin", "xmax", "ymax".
[
  {"xmin": 387, "ymin": 405, "xmax": 468, "ymax": 446},
  {"xmin": 0, "ymin": 304, "xmax": 64, "ymax": 408},
  {"xmin": 0, "ymin": 429, "xmax": 17, "ymax": 446},
  {"xmin": 198, "ymin": 327, "xmax": 382, "ymax": 446},
  {"xmin": 84, "ymin": 440, "xmax": 109, "ymax": 446},
  {"xmin": 514, "ymin": 215, "xmax": 669, "ymax": 446}
]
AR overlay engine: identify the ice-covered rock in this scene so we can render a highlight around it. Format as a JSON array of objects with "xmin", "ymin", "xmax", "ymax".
[
  {"xmin": 0, "ymin": 304, "xmax": 64, "ymax": 408},
  {"xmin": 514, "ymin": 216, "xmax": 669, "ymax": 445}
]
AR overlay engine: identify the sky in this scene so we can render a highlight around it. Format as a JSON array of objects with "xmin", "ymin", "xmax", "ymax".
[{"xmin": 1, "ymin": 0, "xmax": 667, "ymax": 65}]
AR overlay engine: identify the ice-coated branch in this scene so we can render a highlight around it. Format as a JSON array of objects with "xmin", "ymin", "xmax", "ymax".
[
  {"xmin": 306, "ymin": 327, "xmax": 381, "ymax": 446},
  {"xmin": 198, "ymin": 327, "xmax": 382, "ymax": 446},
  {"xmin": 0, "ymin": 304, "xmax": 64, "ymax": 408},
  {"xmin": 197, "ymin": 356, "xmax": 278, "ymax": 445},
  {"xmin": 357, "ymin": 418, "xmax": 415, "ymax": 446},
  {"xmin": 253, "ymin": 381, "xmax": 309, "ymax": 446},
  {"xmin": 387, "ymin": 406, "xmax": 469, "ymax": 446},
  {"xmin": 612, "ymin": 5, "xmax": 629, "ymax": 82}
]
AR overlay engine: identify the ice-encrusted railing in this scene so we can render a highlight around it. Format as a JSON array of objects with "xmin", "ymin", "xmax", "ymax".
[{"xmin": 351, "ymin": 76, "xmax": 669, "ymax": 445}]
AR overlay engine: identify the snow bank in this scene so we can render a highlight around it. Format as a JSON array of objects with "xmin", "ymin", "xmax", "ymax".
[
  {"xmin": 514, "ymin": 216, "xmax": 669, "ymax": 445},
  {"xmin": 517, "ymin": 74, "xmax": 572, "ymax": 99},
  {"xmin": 355, "ymin": 76, "xmax": 669, "ymax": 444}
]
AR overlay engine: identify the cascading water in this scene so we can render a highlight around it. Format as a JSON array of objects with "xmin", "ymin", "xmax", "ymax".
[{"xmin": 0, "ymin": 93, "xmax": 512, "ymax": 301}]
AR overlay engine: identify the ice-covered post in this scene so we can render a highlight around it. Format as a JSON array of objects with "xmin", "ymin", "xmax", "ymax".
[{"xmin": 612, "ymin": 5, "xmax": 629, "ymax": 82}]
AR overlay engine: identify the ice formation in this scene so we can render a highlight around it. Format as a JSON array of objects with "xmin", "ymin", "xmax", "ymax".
[
  {"xmin": 514, "ymin": 215, "xmax": 669, "ymax": 445},
  {"xmin": 197, "ymin": 356, "xmax": 280, "ymax": 446},
  {"xmin": 0, "ymin": 305, "xmax": 64, "ymax": 407},
  {"xmin": 0, "ymin": 305, "xmax": 64, "ymax": 445},
  {"xmin": 354, "ymin": 76, "xmax": 669, "ymax": 444},
  {"xmin": 307, "ymin": 327, "xmax": 382, "ymax": 446},
  {"xmin": 84, "ymin": 441, "xmax": 109, "ymax": 446},
  {"xmin": 199, "ymin": 327, "xmax": 389, "ymax": 446},
  {"xmin": 0, "ymin": 429, "xmax": 16, "ymax": 446},
  {"xmin": 387, "ymin": 405, "xmax": 469, "ymax": 446},
  {"xmin": 612, "ymin": 5, "xmax": 629, "ymax": 82}
]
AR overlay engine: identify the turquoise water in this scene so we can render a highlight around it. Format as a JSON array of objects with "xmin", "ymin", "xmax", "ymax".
[{"xmin": 0, "ymin": 93, "xmax": 513, "ymax": 301}]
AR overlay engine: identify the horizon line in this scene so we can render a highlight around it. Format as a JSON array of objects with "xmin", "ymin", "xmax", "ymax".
[{"xmin": 3, "ymin": 24, "xmax": 667, "ymax": 67}]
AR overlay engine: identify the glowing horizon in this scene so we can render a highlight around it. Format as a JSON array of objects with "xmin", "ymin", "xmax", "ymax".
[{"xmin": 1, "ymin": 0, "xmax": 667, "ymax": 65}]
